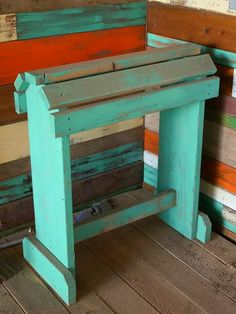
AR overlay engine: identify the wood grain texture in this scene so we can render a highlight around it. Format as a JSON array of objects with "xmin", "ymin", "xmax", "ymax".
[
  {"xmin": 203, "ymin": 120, "xmax": 236, "ymax": 168},
  {"xmin": 15, "ymin": 2, "xmax": 146, "ymax": 40},
  {"xmin": 148, "ymin": 1, "xmax": 236, "ymax": 52},
  {"xmin": 0, "ymin": 162, "xmax": 143, "ymax": 232},
  {"xmin": 205, "ymin": 107, "xmax": 236, "ymax": 130},
  {"xmin": 0, "ymin": 14, "xmax": 16, "ymax": 42},
  {"xmin": 217, "ymin": 64, "xmax": 235, "ymax": 97},
  {"xmin": 0, "ymin": 25, "xmax": 145, "ymax": 85},
  {"xmin": 85, "ymin": 224, "xmax": 236, "ymax": 313},
  {"xmin": 0, "ymin": 285, "xmax": 24, "ymax": 313},
  {"xmin": 0, "ymin": 0, "xmax": 145, "ymax": 14},
  {"xmin": 0, "ymin": 118, "xmax": 143, "ymax": 164}
]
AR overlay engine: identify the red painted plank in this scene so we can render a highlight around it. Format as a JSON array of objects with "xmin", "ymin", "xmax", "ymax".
[{"xmin": 0, "ymin": 25, "xmax": 145, "ymax": 85}]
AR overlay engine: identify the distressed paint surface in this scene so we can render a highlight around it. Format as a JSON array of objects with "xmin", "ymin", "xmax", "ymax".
[
  {"xmin": 0, "ymin": 142, "xmax": 143, "ymax": 205},
  {"xmin": 16, "ymin": 2, "xmax": 146, "ymax": 40}
]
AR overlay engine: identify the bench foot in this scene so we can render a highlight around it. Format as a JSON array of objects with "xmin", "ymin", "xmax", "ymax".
[
  {"xmin": 196, "ymin": 212, "xmax": 212, "ymax": 243},
  {"xmin": 23, "ymin": 235, "xmax": 76, "ymax": 305}
]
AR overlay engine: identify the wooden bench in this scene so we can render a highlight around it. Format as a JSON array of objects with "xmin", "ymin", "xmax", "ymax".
[{"xmin": 14, "ymin": 44, "xmax": 219, "ymax": 304}]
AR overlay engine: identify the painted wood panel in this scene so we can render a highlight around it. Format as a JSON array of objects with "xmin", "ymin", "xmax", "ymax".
[
  {"xmin": 148, "ymin": 2, "xmax": 236, "ymax": 52},
  {"xmin": 205, "ymin": 107, "xmax": 236, "ymax": 130},
  {"xmin": 0, "ymin": 0, "xmax": 145, "ymax": 14},
  {"xmin": 0, "ymin": 2, "xmax": 146, "ymax": 42},
  {"xmin": 0, "ymin": 25, "xmax": 145, "ymax": 85},
  {"xmin": 0, "ymin": 162, "xmax": 143, "ymax": 233},
  {"xmin": 151, "ymin": 0, "xmax": 236, "ymax": 16},
  {"xmin": 207, "ymin": 94, "xmax": 236, "ymax": 116},
  {"xmin": 0, "ymin": 118, "xmax": 143, "ymax": 164}
]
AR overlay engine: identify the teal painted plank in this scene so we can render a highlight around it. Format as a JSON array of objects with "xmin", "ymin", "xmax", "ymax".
[
  {"xmin": 51, "ymin": 77, "xmax": 219, "ymax": 137},
  {"xmin": 43, "ymin": 54, "xmax": 216, "ymax": 110},
  {"xmin": 196, "ymin": 212, "xmax": 212, "ymax": 243},
  {"xmin": 74, "ymin": 189, "xmax": 176, "ymax": 242},
  {"xmin": 17, "ymin": 2, "xmax": 146, "ymax": 40},
  {"xmin": 26, "ymin": 85, "xmax": 75, "ymax": 272},
  {"xmin": 144, "ymin": 164, "xmax": 236, "ymax": 236},
  {"xmin": 0, "ymin": 142, "xmax": 142, "ymax": 205},
  {"xmin": 23, "ymin": 235, "xmax": 76, "ymax": 305},
  {"xmin": 148, "ymin": 33, "xmax": 236, "ymax": 68}
]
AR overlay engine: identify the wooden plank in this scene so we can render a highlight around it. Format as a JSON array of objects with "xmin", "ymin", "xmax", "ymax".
[
  {"xmin": 43, "ymin": 54, "xmax": 216, "ymax": 110},
  {"xmin": 15, "ymin": 2, "xmax": 145, "ymax": 41},
  {"xmin": 0, "ymin": 118, "xmax": 143, "ymax": 164},
  {"xmin": 134, "ymin": 216, "xmax": 236, "ymax": 302},
  {"xmin": 21, "ymin": 43, "xmax": 200, "ymax": 88},
  {"xmin": 0, "ymin": 25, "xmax": 145, "ymax": 85},
  {"xmin": 74, "ymin": 188, "xmax": 176, "ymax": 242},
  {"xmin": 203, "ymin": 120, "xmax": 236, "ymax": 168},
  {"xmin": 217, "ymin": 64, "xmax": 236, "ymax": 97},
  {"xmin": 0, "ymin": 84, "xmax": 27, "ymax": 126},
  {"xmin": 52, "ymin": 77, "xmax": 219, "ymax": 137},
  {"xmin": 207, "ymin": 94, "xmax": 236, "ymax": 117},
  {"xmin": 85, "ymin": 224, "xmax": 236, "ymax": 313},
  {"xmin": 0, "ymin": 14, "xmax": 17, "ymax": 42},
  {"xmin": 76, "ymin": 242, "xmax": 159, "ymax": 313},
  {"xmin": 201, "ymin": 155, "xmax": 236, "ymax": 194},
  {"xmin": 205, "ymin": 107, "xmax": 236, "ymax": 129},
  {"xmin": 0, "ymin": 162, "xmax": 143, "ymax": 232},
  {"xmin": 148, "ymin": 32, "xmax": 236, "ymax": 69},
  {"xmin": 148, "ymin": 2, "xmax": 236, "ymax": 53},
  {"xmin": 0, "ymin": 285, "xmax": 24, "ymax": 313},
  {"xmin": 0, "ymin": 0, "xmax": 145, "ymax": 14}
]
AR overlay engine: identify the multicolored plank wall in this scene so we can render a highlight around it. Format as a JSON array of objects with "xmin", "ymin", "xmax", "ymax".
[
  {"xmin": 0, "ymin": 0, "xmax": 147, "ymax": 236},
  {"xmin": 147, "ymin": 1, "xmax": 236, "ymax": 241}
]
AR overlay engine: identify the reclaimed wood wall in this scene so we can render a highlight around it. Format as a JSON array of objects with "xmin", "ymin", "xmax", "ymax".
[
  {"xmin": 147, "ymin": 1, "xmax": 236, "ymax": 241},
  {"xmin": 0, "ymin": 0, "xmax": 147, "ymax": 235}
]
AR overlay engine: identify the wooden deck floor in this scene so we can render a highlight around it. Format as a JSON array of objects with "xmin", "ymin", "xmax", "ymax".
[{"xmin": 1, "ymin": 216, "xmax": 236, "ymax": 314}]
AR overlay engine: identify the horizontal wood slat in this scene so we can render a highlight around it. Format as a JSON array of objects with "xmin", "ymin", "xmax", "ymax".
[
  {"xmin": 205, "ymin": 107, "xmax": 236, "ymax": 130},
  {"xmin": 0, "ymin": 118, "xmax": 143, "ymax": 164},
  {"xmin": 148, "ymin": 2, "xmax": 236, "ymax": 53},
  {"xmin": 144, "ymin": 127, "xmax": 236, "ymax": 195},
  {"xmin": 0, "ymin": 25, "xmax": 145, "ymax": 85},
  {"xmin": 0, "ymin": 2, "xmax": 146, "ymax": 42},
  {"xmin": 43, "ymin": 54, "xmax": 215, "ymax": 110},
  {"xmin": 0, "ymin": 0, "xmax": 145, "ymax": 14},
  {"xmin": 207, "ymin": 94, "xmax": 236, "ymax": 117},
  {"xmin": 0, "ymin": 162, "xmax": 143, "ymax": 233},
  {"xmin": 217, "ymin": 65, "xmax": 236, "ymax": 97}
]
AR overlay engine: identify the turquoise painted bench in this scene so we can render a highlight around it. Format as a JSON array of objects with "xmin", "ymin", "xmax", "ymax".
[{"xmin": 14, "ymin": 44, "xmax": 219, "ymax": 304}]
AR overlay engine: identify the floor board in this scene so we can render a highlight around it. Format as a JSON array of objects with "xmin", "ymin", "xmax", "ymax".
[{"xmin": 1, "ymin": 217, "xmax": 236, "ymax": 314}]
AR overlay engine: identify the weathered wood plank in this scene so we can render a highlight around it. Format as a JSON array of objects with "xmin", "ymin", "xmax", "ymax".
[
  {"xmin": 0, "ymin": 14, "xmax": 17, "ymax": 42},
  {"xmin": 76, "ymin": 243, "xmax": 159, "ymax": 313},
  {"xmin": 0, "ymin": 25, "xmax": 145, "ymax": 85},
  {"xmin": 134, "ymin": 216, "xmax": 236, "ymax": 302},
  {"xmin": 15, "ymin": 2, "xmax": 145, "ymax": 41},
  {"xmin": 148, "ymin": 1, "xmax": 236, "ymax": 53},
  {"xmin": 74, "ymin": 188, "xmax": 176, "ymax": 242},
  {"xmin": 52, "ymin": 77, "xmax": 219, "ymax": 137},
  {"xmin": 205, "ymin": 107, "xmax": 236, "ymax": 129},
  {"xmin": 0, "ymin": 162, "xmax": 143, "ymax": 232},
  {"xmin": 0, "ymin": 118, "xmax": 143, "ymax": 164},
  {"xmin": 43, "ymin": 54, "xmax": 216, "ymax": 110},
  {"xmin": 0, "ymin": 285, "xmax": 24, "ymax": 313},
  {"xmin": 0, "ymin": 0, "xmax": 145, "ymax": 14},
  {"xmin": 203, "ymin": 120, "xmax": 236, "ymax": 168},
  {"xmin": 207, "ymin": 94, "xmax": 236, "ymax": 117},
  {"xmin": 217, "ymin": 64, "xmax": 236, "ymax": 97},
  {"xmin": 85, "ymin": 224, "xmax": 236, "ymax": 313}
]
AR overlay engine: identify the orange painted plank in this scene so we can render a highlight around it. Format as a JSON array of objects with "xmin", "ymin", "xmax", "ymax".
[
  {"xmin": 144, "ymin": 127, "xmax": 236, "ymax": 194},
  {"xmin": 0, "ymin": 25, "xmax": 145, "ymax": 85},
  {"xmin": 144, "ymin": 128, "xmax": 159, "ymax": 154},
  {"xmin": 201, "ymin": 155, "xmax": 236, "ymax": 195}
]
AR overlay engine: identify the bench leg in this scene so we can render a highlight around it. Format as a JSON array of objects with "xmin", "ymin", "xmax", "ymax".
[
  {"xmin": 157, "ymin": 101, "xmax": 211, "ymax": 241},
  {"xmin": 23, "ymin": 88, "xmax": 76, "ymax": 304}
]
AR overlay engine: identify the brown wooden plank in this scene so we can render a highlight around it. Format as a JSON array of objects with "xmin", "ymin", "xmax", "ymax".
[
  {"xmin": 0, "ymin": 126, "xmax": 143, "ymax": 181},
  {"xmin": 0, "ymin": 162, "xmax": 143, "ymax": 232},
  {"xmin": 207, "ymin": 94, "xmax": 236, "ymax": 117},
  {"xmin": 0, "ymin": 84, "xmax": 26, "ymax": 126},
  {"xmin": 134, "ymin": 216, "xmax": 236, "ymax": 303},
  {"xmin": 148, "ymin": 1, "xmax": 236, "ymax": 52},
  {"xmin": 0, "ymin": 0, "xmax": 144, "ymax": 14},
  {"xmin": 0, "ymin": 285, "xmax": 24, "ymax": 313},
  {"xmin": 76, "ymin": 242, "xmax": 159, "ymax": 313},
  {"xmin": 85, "ymin": 224, "xmax": 236, "ymax": 313},
  {"xmin": 216, "ymin": 64, "xmax": 234, "ymax": 97}
]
